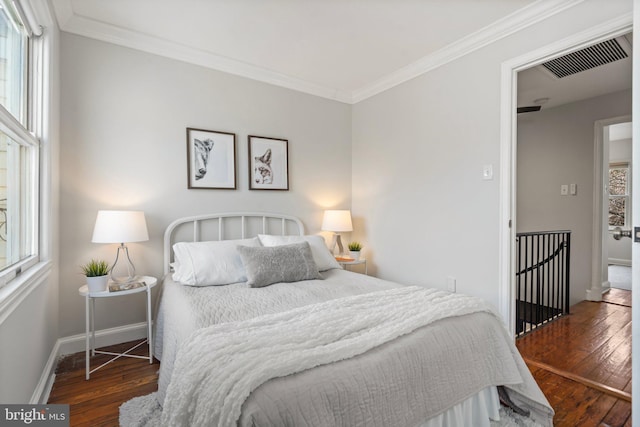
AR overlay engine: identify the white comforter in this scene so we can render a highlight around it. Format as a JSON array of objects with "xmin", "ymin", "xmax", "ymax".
[
  {"xmin": 160, "ymin": 286, "xmax": 553, "ymax": 427},
  {"xmin": 154, "ymin": 269, "xmax": 402, "ymax": 405}
]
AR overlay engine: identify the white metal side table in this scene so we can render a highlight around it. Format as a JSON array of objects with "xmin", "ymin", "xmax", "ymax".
[
  {"xmin": 338, "ymin": 259, "xmax": 367, "ymax": 275},
  {"xmin": 78, "ymin": 275, "xmax": 157, "ymax": 380}
]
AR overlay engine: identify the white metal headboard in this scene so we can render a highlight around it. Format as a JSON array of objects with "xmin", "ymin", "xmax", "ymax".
[{"xmin": 163, "ymin": 212, "xmax": 305, "ymax": 274}]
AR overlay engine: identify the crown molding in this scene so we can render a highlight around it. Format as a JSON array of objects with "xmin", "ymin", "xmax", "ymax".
[
  {"xmin": 50, "ymin": 0, "xmax": 353, "ymax": 103},
  {"xmin": 351, "ymin": 0, "xmax": 585, "ymax": 103},
  {"xmin": 52, "ymin": 0, "xmax": 585, "ymax": 105}
]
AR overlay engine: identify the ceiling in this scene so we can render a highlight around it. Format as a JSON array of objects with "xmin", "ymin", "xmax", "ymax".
[
  {"xmin": 517, "ymin": 33, "xmax": 632, "ymax": 112},
  {"xmin": 50, "ymin": 0, "xmax": 628, "ymax": 106}
]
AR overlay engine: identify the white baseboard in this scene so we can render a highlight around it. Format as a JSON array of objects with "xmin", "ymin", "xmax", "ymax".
[
  {"xmin": 32, "ymin": 321, "xmax": 148, "ymax": 404},
  {"xmin": 57, "ymin": 321, "xmax": 148, "ymax": 356},
  {"xmin": 30, "ymin": 339, "xmax": 61, "ymax": 404}
]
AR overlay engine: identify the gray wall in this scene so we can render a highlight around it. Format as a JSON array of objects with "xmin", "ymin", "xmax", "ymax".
[
  {"xmin": 59, "ymin": 33, "xmax": 352, "ymax": 337},
  {"xmin": 517, "ymin": 91, "xmax": 632, "ymax": 305},
  {"xmin": 351, "ymin": 0, "xmax": 633, "ymax": 309}
]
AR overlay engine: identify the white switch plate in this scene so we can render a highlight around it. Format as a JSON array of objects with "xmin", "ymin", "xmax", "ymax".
[
  {"xmin": 482, "ymin": 165, "xmax": 493, "ymax": 180},
  {"xmin": 560, "ymin": 184, "xmax": 569, "ymax": 195},
  {"xmin": 447, "ymin": 276, "xmax": 456, "ymax": 292},
  {"xmin": 570, "ymin": 184, "xmax": 577, "ymax": 195}
]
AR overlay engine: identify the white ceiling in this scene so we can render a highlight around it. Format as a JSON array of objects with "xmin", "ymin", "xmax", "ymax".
[{"xmin": 50, "ymin": 0, "xmax": 627, "ymax": 106}]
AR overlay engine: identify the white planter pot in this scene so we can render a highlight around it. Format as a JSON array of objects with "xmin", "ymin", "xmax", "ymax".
[
  {"xmin": 350, "ymin": 251, "xmax": 361, "ymax": 261},
  {"xmin": 86, "ymin": 275, "xmax": 109, "ymax": 293}
]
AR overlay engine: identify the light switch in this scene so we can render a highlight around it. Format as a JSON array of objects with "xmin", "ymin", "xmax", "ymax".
[
  {"xmin": 560, "ymin": 185, "xmax": 569, "ymax": 195},
  {"xmin": 570, "ymin": 184, "xmax": 577, "ymax": 195},
  {"xmin": 482, "ymin": 165, "xmax": 493, "ymax": 180}
]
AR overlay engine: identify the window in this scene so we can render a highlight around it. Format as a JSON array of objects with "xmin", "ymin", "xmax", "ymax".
[
  {"xmin": 608, "ymin": 163, "xmax": 630, "ymax": 228},
  {"xmin": 0, "ymin": 0, "xmax": 39, "ymax": 287}
]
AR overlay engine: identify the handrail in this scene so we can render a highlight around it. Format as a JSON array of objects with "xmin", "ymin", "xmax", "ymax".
[{"xmin": 515, "ymin": 241, "xmax": 567, "ymax": 276}]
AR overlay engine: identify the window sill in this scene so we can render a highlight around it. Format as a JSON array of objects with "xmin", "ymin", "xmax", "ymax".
[{"xmin": 0, "ymin": 261, "xmax": 53, "ymax": 324}]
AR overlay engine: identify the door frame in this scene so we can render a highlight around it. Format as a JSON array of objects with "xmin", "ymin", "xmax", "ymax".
[
  {"xmin": 498, "ymin": 14, "xmax": 632, "ymax": 336},
  {"xmin": 592, "ymin": 115, "xmax": 632, "ymax": 300}
]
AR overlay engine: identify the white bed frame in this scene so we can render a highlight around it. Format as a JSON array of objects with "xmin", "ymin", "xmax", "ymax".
[{"xmin": 163, "ymin": 212, "xmax": 305, "ymax": 275}]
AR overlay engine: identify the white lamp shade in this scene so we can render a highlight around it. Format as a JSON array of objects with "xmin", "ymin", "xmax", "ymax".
[
  {"xmin": 321, "ymin": 210, "xmax": 353, "ymax": 232},
  {"xmin": 92, "ymin": 210, "xmax": 149, "ymax": 243}
]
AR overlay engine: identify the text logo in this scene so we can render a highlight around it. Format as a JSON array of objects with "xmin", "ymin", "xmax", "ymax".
[{"xmin": 0, "ymin": 405, "xmax": 69, "ymax": 426}]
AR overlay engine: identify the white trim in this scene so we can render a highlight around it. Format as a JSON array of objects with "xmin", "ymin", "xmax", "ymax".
[
  {"xmin": 57, "ymin": 321, "xmax": 149, "ymax": 356},
  {"xmin": 32, "ymin": 321, "xmax": 149, "ymax": 404},
  {"xmin": 30, "ymin": 339, "xmax": 60, "ymax": 404},
  {"xmin": 0, "ymin": 261, "xmax": 51, "ymax": 324},
  {"xmin": 590, "ymin": 115, "xmax": 632, "ymax": 301},
  {"xmin": 0, "ymin": 102, "xmax": 39, "ymax": 148},
  {"xmin": 499, "ymin": 13, "xmax": 633, "ymax": 335},
  {"xmin": 352, "ymin": 0, "xmax": 584, "ymax": 103},
  {"xmin": 51, "ymin": 0, "xmax": 584, "ymax": 104},
  {"xmin": 609, "ymin": 258, "xmax": 632, "ymax": 266},
  {"xmin": 50, "ymin": 7, "xmax": 352, "ymax": 104}
]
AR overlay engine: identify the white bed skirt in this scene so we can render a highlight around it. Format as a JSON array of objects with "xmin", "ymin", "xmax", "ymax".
[{"xmin": 418, "ymin": 387, "xmax": 500, "ymax": 427}]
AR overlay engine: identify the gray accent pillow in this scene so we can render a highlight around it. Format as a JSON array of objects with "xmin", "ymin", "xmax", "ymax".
[{"xmin": 237, "ymin": 241, "xmax": 321, "ymax": 288}]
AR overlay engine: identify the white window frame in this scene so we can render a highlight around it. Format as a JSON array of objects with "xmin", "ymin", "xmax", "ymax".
[{"xmin": 0, "ymin": 0, "xmax": 42, "ymax": 289}]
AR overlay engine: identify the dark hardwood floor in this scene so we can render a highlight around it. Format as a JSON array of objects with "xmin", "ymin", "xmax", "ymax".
[
  {"xmin": 48, "ymin": 341, "xmax": 159, "ymax": 427},
  {"xmin": 517, "ymin": 288, "xmax": 632, "ymax": 426},
  {"xmin": 48, "ymin": 291, "xmax": 632, "ymax": 426}
]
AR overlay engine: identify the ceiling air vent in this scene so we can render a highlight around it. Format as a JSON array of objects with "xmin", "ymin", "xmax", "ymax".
[{"xmin": 541, "ymin": 38, "xmax": 629, "ymax": 78}]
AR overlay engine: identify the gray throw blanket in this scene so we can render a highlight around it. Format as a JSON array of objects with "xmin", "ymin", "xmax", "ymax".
[{"xmin": 161, "ymin": 287, "xmax": 554, "ymax": 426}]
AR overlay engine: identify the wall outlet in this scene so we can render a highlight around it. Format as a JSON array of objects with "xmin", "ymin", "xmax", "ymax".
[
  {"xmin": 447, "ymin": 276, "xmax": 456, "ymax": 292},
  {"xmin": 560, "ymin": 184, "xmax": 569, "ymax": 195}
]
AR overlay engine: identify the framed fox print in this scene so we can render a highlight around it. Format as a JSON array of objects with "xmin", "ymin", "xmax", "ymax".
[
  {"xmin": 187, "ymin": 128, "xmax": 236, "ymax": 189},
  {"xmin": 248, "ymin": 135, "xmax": 289, "ymax": 190}
]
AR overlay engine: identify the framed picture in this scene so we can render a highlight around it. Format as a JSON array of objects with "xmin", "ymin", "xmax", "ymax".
[
  {"xmin": 248, "ymin": 135, "xmax": 289, "ymax": 190},
  {"xmin": 187, "ymin": 128, "xmax": 236, "ymax": 189}
]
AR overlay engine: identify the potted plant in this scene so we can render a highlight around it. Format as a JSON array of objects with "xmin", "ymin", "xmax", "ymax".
[
  {"xmin": 348, "ymin": 241, "xmax": 363, "ymax": 261},
  {"xmin": 81, "ymin": 259, "xmax": 111, "ymax": 292}
]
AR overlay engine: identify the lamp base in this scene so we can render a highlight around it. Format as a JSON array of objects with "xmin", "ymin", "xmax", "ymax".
[
  {"xmin": 109, "ymin": 244, "xmax": 138, "ymax": 284},
  {"xmin": 328, "ymin": 233, "xmax": 346, "ymax": 256}
]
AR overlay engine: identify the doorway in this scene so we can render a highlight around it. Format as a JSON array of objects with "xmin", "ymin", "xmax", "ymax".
[
  {"xmin": 604, "ymin": 120, "xmax": 633, "ymax": 292},
  {"xmin": 498, "ymin": 18, "xmax": 633, "ymax": 336}
]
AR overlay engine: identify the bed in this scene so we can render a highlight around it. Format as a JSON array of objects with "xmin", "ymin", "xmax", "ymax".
[{"xmin": 154, "ymin": 212, "xmax": 554, "ymax": 426}]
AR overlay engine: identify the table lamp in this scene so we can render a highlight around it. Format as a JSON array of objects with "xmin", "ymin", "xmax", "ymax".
[
  {"xmin": 92, "ymin": 210, "xmax": 149, "ymax": 284},
  {"xmin": 321, "ymin": 209, "xmax": 353, "ymax": 255}
]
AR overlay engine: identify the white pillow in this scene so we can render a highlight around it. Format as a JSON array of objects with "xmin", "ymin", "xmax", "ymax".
[
  {"xmin": 258, "ymin": 234, "xmax": 342, "ymax": 272},
  {"xmin": 172, "ymin": 237, "xmax": 262, "ymax": 286}
]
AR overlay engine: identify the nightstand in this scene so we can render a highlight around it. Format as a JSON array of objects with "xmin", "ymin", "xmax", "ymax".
[
  {"xmin": 338, "ymin": 259, "xmax": 367, "ymax": 275},
  {"xmin": 78, "ymin": 275, "xmax": 157, "ymax": 380}
]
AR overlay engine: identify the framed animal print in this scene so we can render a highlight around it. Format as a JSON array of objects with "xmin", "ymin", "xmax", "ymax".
[
  {"xmin": 187, "ymin": 128, "xmax": 236, "ymax": 189},
  {"xmin": 248, "ymin": 135, "xmax": 289, "ymax": 190}
]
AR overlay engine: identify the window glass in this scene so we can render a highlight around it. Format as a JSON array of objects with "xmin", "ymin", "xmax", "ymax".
[
  {"xmin": 608, "ymin": 164, "xmax": 630, "ymax": 228},
  {"xmin": 0, "ymin": 131, "xmax": 36, "ymax": 270},
  {"xmin": 609, "ymin": 168, "xmax": 628, "ymax": 196},
  {"xmin": 0, "ymin": 0, "xmax": 38, "ymax": 286},
  {"xmin": 0, "ymin": 1, "xmax": 26, "ymax": 123}
]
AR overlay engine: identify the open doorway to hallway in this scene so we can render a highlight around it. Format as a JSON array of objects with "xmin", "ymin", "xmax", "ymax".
[
  {"xmin": 606, "ymin": 120, "xmax": 633, "ymax": 294},
  {"xmin": 512, "ymin": 32, "xmax": 632, "ymax": 425}
]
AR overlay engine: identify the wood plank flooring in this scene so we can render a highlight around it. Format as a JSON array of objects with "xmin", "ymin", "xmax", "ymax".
[
  {"xmin": 48, "ymin": 341, "xmax": 159, "ymax": 427},
  {"xmin": 517, "ymin": 290, "xmax": 632, "ymax": 426},
  {"xmin": 48, "ymin": 293, "xmax": 632, "ymax": 426}
]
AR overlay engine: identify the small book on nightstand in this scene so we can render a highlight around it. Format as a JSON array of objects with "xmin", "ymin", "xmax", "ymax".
[
  {"xmin": 335, "ymin": 256, "xmax": 355, "ymax": 262},
  {"xmin": 109, "ymin": 281, "xmax": 146, "ymax": 292}
]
